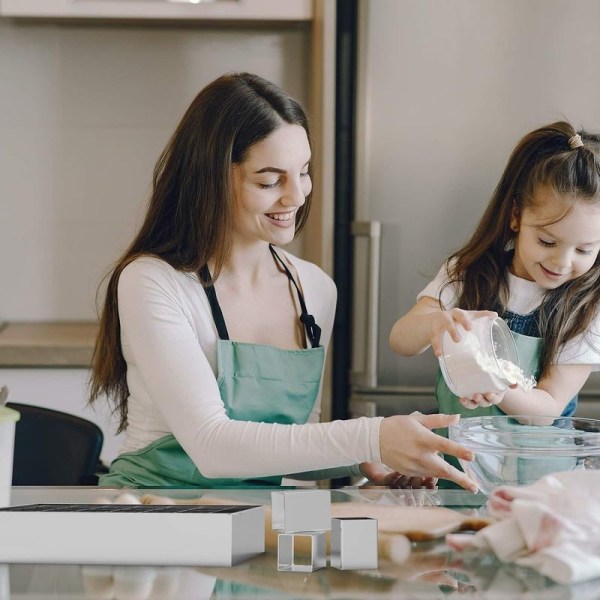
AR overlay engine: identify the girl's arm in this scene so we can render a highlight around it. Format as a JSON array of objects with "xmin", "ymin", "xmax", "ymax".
[
  {"xmin": 468, "ymin": 363, "xmax": 593, "ymax": 418},
  {"xmin": 389, "ymin": 296, "xmax": 496, "ymax": 357},
  {"xmin": 389, "ymin": 296, "xmax": 441, "ymax": 356}
]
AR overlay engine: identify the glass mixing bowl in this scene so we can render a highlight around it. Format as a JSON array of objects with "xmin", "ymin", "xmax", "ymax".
[
  {"xmin": 449, "ymin": 415, "xmax": 600, "ymax": 495},
  {"xmin": 438, "ymin": 316, "xmax": 522, "ymax": 398}
]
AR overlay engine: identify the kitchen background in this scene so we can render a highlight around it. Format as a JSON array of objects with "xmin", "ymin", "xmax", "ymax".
[
  {"xmin": 341, "ymin": 0, "xmax": 600, "ymax": 424},
  {"xmin": 1, "ymin": 0, "xmax": 599, "ymax": 467}
]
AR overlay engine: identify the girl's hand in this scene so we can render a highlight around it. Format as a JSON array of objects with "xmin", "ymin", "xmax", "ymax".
[
  {"xmin": 358, "ymin": 462, "xmax": 437, "ymax": 489},
  {"xmin": 430, "ymin": 308, "xmax": 497, "ymax": 357},
  {"xmin": 459, "ymin": 383, "xmax": 517, "ymax": 408},
  {"xmin": 379, "ymin": 413, "xmax": 478, "ymax": 493},
  {"xmin": 459, "ymin": 391, "xmax": 504, "ymax": 409}
]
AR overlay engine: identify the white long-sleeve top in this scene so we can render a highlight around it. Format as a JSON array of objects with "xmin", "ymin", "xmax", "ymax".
[{"xmin": 116, "ymin": 253, "xmax": 383, "ymax": 479}]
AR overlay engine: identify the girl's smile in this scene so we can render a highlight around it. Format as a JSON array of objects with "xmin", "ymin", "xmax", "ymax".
[{"xmin": 539, "ymin": 263, "xmax": 568, "ymax": 281}]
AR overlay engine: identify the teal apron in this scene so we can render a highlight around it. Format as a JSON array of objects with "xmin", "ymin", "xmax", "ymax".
[
  {"xmin": 436, "ymin": 330, "xmax": 542, "ymax": 489},
  {"xmin": 100, "ymin": 246, "xmax": 325, "ymax": 488}
]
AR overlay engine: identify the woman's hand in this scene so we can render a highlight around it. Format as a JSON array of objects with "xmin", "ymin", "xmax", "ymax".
[
  {"xmin": 379, "ymin": 413, "xmax": 478, "ymax": 493},
  {"xmin": 429, "ymin": 308, "xmax": 497, "ymax": 357},
  {"xmin": 358, "ymin": 462, "xmax": 437, "ymax": 489}
]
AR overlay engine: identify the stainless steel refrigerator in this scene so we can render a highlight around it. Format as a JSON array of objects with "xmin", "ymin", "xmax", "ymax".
[{"xmin": 335, "ymin": 0, "xmax": 600, "ymax": 422}]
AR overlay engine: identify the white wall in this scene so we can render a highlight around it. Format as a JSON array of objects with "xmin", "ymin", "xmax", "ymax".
[
  {"xmin": 0, "ymin": 19, "xmax": 309, "ymax": 321},
  {"xmin": 0, "ymin": 18, "xmax": 311, "ymax": 460}
]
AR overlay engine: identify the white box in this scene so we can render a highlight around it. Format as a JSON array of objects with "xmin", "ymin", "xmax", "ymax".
[
  {"xmin": 271, "ymin": 490, "xmax": 331, "ymax": 533},
  {"xmin": 277, "ymin": 532, "xmax": 327, "ymax": 572},
  {"xmin": 330, "ymin": 517, "xmax": 378, "ymax": 570},
  {"xmin": 0, "ymin": 504, "xmax": 265, "ymax": 566},
  {"xmin": 0, "ymin": 405, "xmax": 19, "ymax": 508}
]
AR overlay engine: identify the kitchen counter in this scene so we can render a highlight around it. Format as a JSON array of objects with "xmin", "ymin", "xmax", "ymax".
[
  {"xmin": 2, "ymin": 487, "xmax": 590, "ymax": 599},
  {"xmin": 0, "ymin": 322, "xmax": 97, "ymax": 367}
]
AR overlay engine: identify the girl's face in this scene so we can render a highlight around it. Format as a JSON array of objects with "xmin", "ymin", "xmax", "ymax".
[
  {"xmin": 511, "ymin": 184, "xmax": 600, "ymax": 289},
  {"xmin": 231, "ymin": 123, "xmax": 312, "ymax": 247}
]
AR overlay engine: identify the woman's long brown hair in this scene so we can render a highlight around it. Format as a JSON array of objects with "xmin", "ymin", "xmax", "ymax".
[
  {"xmin": 442, "ymin": 121, "xmax": 600, "ymax": 379},
  {"xmin": 89, "ymin": 73, "xmax": 313, "ymax": 432}
]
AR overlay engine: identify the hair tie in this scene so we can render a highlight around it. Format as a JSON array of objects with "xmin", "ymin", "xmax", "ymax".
[{"xmin": 569, "ymin": 134, "xmax": 584, "ymax": 149}]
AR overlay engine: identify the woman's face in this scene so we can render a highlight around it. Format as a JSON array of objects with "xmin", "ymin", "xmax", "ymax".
[
  {"xmin": 231, "ymin": 123, "xmax": 312, "ymax": 247},
  {"xmin": 511, "ymin": 184, "xmax": 600, "ymax": 289}
]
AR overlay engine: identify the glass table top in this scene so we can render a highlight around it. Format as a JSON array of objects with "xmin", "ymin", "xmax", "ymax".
[{"xmin": 2, "ymin": 486, "xmax": 597, "ymax": 599}]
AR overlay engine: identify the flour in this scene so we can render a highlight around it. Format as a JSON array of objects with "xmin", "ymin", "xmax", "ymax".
[
  {"xmin": 496, "ymin": 358, "xmax": 536, "ymax": 392},
  {"xmin": 441, "ymin": 326, "xmax": 536, "ymax": 398}
]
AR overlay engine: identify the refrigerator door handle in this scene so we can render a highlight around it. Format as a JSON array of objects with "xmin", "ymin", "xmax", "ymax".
[{"xmin": 350, "ymin": 221, "xmax": 381, "ymax": 389}]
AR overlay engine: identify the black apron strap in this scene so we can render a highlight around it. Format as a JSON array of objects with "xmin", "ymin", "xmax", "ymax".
[
  {"xmin": 200, "ymin": 249, "xmax": 322, "ymax": 348},
  {"xmin": 269, "ymin": 245, "xmax": 322, "ymax": 348},
  {"xmin": 199, "ymin": 265, "xmax": 230, "ymax": 341}
]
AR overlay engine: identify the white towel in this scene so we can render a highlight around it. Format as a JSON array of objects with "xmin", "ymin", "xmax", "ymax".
[{"xmin": 446, "ymin": 471, "xmax": 600, "ymax": 584}]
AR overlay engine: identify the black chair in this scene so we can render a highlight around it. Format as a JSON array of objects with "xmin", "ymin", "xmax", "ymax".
[{"xmin": 7, "ymin": 402, "xmax": 104, "ymax": 486}]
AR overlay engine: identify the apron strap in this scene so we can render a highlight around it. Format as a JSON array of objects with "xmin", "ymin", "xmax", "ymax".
[
  {"xmin": 199, "ymin": 248, "xmax": 322, "ymax": 348},
  {"xmin": 199, "ymin": 265, "xmax": 230, "ymax": 340},
  {"xmin": 269, "ymin": 245, "xmax": 322, "ymax": 348}
]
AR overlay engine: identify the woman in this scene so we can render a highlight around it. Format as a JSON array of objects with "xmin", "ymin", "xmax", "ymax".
[{"xmin": 90, "ymin": 72, "xmax": 476, "ymax": 491}]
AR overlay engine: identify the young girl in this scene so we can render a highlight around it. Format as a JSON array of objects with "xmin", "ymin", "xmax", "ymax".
[
  {"xmin": 89, "ymin": 72, "xmax": 475, "ymax": 491},
  {"xmin": 390, "ymin": 121, "xmax": 600, "ymax": 473}
]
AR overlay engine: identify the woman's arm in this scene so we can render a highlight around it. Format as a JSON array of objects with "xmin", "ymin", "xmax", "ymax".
[
  {"xmin": 119, "ymin": 259, "xmax": 476, "ymax": 490},
  {"xmin": 118, "ymin": 260, "xmax": 381, "ymax": 479}
]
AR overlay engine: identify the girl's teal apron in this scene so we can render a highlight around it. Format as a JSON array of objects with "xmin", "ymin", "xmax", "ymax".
[
  {"xmin": 436, "ymin": 308, "xmax": 577, "ymax": 489},
  {"xmin": 100, "ymin": 246, "xmax": 327, "ymax": 488}
]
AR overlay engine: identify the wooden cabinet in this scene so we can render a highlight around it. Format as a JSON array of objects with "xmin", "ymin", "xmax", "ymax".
[{"xmin": 0, "ymin": 0, "xmax": 313, "ymax": 21}]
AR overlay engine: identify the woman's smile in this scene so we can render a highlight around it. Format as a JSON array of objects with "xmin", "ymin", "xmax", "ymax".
[{"xmin": 264, "ymin": 209, "xmax": 297, "ymax": 227}]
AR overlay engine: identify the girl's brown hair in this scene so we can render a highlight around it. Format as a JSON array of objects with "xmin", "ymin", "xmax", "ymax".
[
  {"xmin": 443, "ymin": 121, "xmax": 600, "ymax": 379},
  {"xmin": 89, "ymin": 73, "xmax": 313, "ymax": 432}
]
